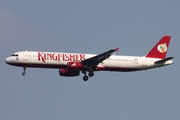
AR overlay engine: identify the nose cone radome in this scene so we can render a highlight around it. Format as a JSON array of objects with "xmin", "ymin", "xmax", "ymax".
[{"xmin": 5, "ymin": 57, "xmax": 11, "ymax": 64}]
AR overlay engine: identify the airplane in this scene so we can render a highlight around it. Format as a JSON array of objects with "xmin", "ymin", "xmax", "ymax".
[{"xmin": 5, "ymin": 36, "xmax": 174, "ymax": 81}]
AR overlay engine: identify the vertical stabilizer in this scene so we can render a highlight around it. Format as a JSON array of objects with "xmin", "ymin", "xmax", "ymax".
[{"xmin": 145, "ymin": 36, "xmax": 171, "ymax": 59}]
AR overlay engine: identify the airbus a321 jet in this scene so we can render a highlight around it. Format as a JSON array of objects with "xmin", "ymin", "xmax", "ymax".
[{"xmin": 5, "ymin": 36, "xmax": 174, "ymax": 81}]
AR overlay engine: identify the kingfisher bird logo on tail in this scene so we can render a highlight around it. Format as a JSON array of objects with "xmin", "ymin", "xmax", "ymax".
[
  {"xmin": 145, "ymin": 36, "xmax": 171, "ymax": 59},
  {"xmin": 157, "ymin": 43, "xmax": 168, "ymax": 53}
]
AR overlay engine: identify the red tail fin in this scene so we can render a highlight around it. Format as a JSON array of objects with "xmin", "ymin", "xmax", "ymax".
[{"xmin": 145, "ymin": 36, "xmax": 171, "ymax": 59}]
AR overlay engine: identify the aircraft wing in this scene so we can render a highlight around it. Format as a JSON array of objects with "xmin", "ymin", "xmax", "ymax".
[{"xmin": 81, "ymin": 47, "xmax": 119, "ymax": 66}]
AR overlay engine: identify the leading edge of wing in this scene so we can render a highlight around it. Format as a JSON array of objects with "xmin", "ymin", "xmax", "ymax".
[{"xmin": 81, "ymin": 47, "xmax": 119, "ymax": 66}]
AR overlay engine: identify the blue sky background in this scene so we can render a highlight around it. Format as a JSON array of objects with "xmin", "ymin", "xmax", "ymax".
[{"xmin": 0, "ymin": 1, "xmax": 180, "ymax": 120}]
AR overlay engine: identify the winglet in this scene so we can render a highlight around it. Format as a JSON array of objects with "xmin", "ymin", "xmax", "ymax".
[{"xmin": 115, "ymin": 47, "xmax": 119, "ymax": 52}]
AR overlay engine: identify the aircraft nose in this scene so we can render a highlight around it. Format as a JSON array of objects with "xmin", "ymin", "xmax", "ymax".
[{"xmin": 5, "ymin": 57, "xmax": 11, "ymax": 64}]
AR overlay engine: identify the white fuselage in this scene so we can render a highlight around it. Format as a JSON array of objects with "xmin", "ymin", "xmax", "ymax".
[{"xmin": 5, "ymin": 51, "xmax": 173, "ymax": 72}]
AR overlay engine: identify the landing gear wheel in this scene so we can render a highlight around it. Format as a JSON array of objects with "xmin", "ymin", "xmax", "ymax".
[
  {"xmin": 88, "ymin": 71, "xmax": 94, "ymax": 77},
  {"xmin": 83, "ymin": 76, "xmax": 89, "ymax": 81},
  {"xmin": 22, "ymin": 72, "xmax": 26, "ymax": 76},
  {"xmin": 22, "ymin": 67, "xmax": 26, "ymax": 76}
]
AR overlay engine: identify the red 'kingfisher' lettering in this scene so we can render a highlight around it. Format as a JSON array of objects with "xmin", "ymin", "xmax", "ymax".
[
  {"xmin": 38, "ymin": 52, "xmax": 85, "ymax": 62},
  {"xmin": 38, "ymin": 52, "xmax": 45, "ymax": 62}
]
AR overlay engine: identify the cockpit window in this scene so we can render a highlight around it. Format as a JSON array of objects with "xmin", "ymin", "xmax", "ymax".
[{"xmin": 11, "ymin": 54, "xmax": 18, "ymax": 57}]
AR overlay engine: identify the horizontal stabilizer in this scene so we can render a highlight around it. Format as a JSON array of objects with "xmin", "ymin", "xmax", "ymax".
[{"xmin": 154, "ymin": 57, "xmax": 174, "ymax": 64}]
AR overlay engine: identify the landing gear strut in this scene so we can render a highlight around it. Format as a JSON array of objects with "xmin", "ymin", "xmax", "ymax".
[
  {"xmin": 82, "ymin": 71, "xmax": 89, "ymax": 81},
  {"xmin": 82, "ymin": 71, "xmax": 94, "ymax": 81},
  {"xmin": 22, "ymin": 67, "xmax": 26, "ymax": 76}
]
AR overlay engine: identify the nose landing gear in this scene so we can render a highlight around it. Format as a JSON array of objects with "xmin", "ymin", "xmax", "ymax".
[{"xmin": 22, "ymin": 67, "xmax": 26, "ymax": 76}]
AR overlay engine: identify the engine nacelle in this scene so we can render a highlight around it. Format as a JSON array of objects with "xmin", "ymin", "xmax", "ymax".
[
  {"xmin": 59, "ymin": 69, "xmax": 80, "ymax": 77},
  {"xmin": 67, "ymin": 62, "xmax": 85, "ymax": 70}
]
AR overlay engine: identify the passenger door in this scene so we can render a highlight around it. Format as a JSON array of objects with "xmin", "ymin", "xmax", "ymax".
[{"xmin": 23, "ymin": 52, "xmax": 28, "ymax": 61}]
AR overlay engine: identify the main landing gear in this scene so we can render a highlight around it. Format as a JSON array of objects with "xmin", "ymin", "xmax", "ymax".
[
  {"xmin": 82, "ymin": 71, "xmax": 94, "ymax": 81},
  {"xmin": 22, "ymin": 67, "xmax": 26, "ymax": 76}
]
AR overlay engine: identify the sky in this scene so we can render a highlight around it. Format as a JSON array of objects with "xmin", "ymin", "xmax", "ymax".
[{"xmin": 0, "ymin": 1, "xmax": 180, "ymax": 120}]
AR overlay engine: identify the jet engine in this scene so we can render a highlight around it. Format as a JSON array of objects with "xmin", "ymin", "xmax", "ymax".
[
  {"xmin": 67, "ymin": 62, "xmax": 85, "ymax": 70},
  {"xmin": 59, "ymin": 69, "xmax": 80, "ymax": 76}
]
